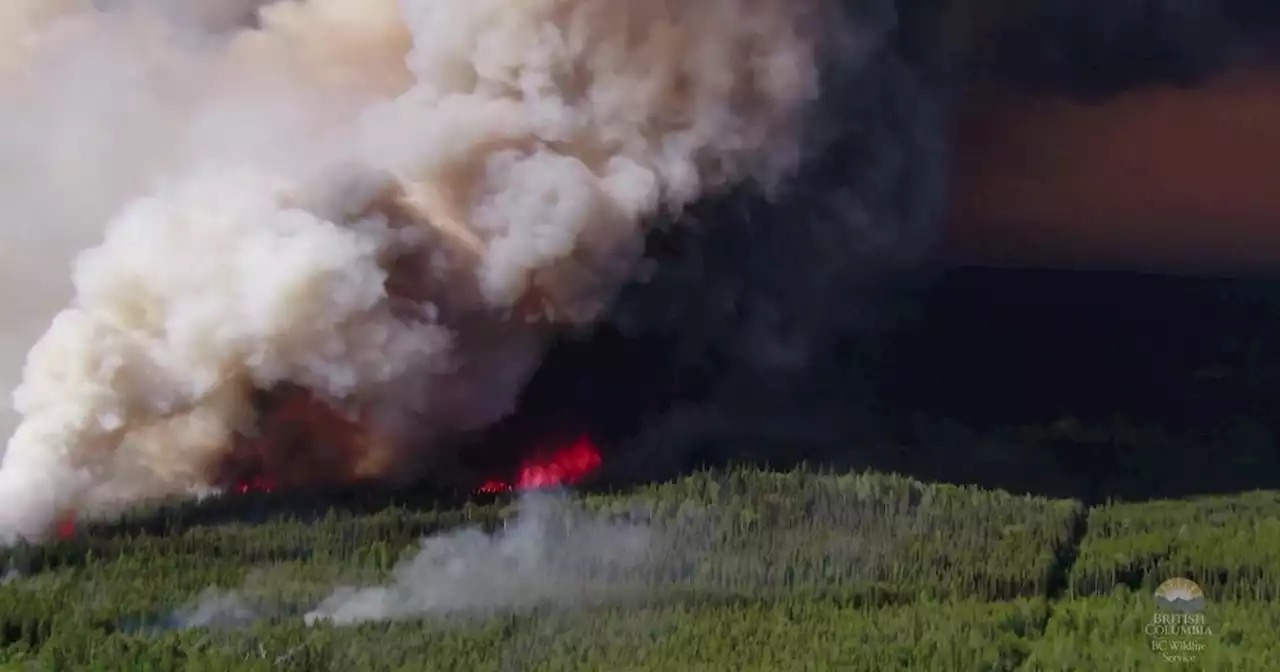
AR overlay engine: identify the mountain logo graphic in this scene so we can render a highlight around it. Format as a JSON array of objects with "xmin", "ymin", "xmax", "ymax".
[{"xmin": 1154, "ymin": 577, "xmax": 1205, "ymax": 613}]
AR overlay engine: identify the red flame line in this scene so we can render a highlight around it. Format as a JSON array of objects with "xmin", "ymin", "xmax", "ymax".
[
  {"xmin": 55, "ymin": 437, "xmax": 600, "ymax": 538},
  {"xmin": 56, "ymin": 516, "xmax": 76, "ymax": 540},
  {"xmin": 234, "ymin": 476, "xmax": 277, "ymax": 494},
  {"xmin": 477, "ymin": 434, "xmax": 602, "ymax": 494}
]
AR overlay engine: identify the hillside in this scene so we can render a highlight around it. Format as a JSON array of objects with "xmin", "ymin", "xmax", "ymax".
[
  {"xmin": 1, "ymin": 467, "xmax": 1275, "ymax": 670},
  {"xmin": 3, "ymin": 269, "xmax": 1279, "ymax": 670}
]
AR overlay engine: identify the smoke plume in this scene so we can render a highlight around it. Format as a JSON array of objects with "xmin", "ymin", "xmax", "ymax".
[
  {"xmin": 587, "ymin": 0, "xmax": 1280, "ymax": 477},
  {"xmin": 0, "ymin": 0, "xmax": 836, "ymax": 542},
  {"xmin": 5, "ymin": 0, "xmax": 1280, "ymax": 545}
]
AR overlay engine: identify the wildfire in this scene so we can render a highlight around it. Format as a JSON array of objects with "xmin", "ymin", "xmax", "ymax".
[
  {"xmin": 219, "ymin": 385, "xmax": 397, "ymax": 492},
  {"xmin": 476, "ymin": 434, "xmax": 603, "ymax": 494},
  {"xmin": 233, "ymin": 476, "xmax": 277, "ymax": 494},
  {"xmin": 56, "ymin": 516, "xmax": 76, "ymax": 540},
  {"xmin": 225, "ymin": 432, "xmax": 602, "ymax": 496},
  {"xmin": 51, "ymin": 434, "xmax": 601, "ymax": 540}
]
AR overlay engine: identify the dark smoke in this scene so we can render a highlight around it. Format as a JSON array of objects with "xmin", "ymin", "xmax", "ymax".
[
  {"xmin": 526, "ymin": 0, "xmax": 1280, "ymax": 480},
  {"xmin": 978, "ymin": 0, "xmax": 1280, "ymax": 98},
  {"xmin": 613, "ymin": 0, "xmax": 1280, "ymax": 372}
]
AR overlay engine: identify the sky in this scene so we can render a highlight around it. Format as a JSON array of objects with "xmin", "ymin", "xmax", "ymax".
[{"xmin": 946, "ymin": 65, "xmax": 1280, "ymax": 275}]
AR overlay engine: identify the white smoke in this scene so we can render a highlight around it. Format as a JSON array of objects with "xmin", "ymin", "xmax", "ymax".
[
  {"xmin": 171, "ymin": 589, "xmax": 259, "ymax": 629},
  {"xmin": 0, "ymin": 0, "xmax": 833, "ymax": 543},
  {"xmin": 159, "ymin": 492, "xmax": 655, "ymax": 629},
  {"xmin": 303, "ymin": 491, "xmax": 652, "ymax": 625}
]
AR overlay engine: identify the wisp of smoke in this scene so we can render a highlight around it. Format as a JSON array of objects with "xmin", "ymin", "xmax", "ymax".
[
  {"xmin": 157, "ymin": 491, "xmax": 655, "ymax": 629},
  {"xmin": 304, "ymin": 491, "xmax": 653, "ymax": 625},
  {"xmin": 0, "ymin": 0, "xmax": 837, "ymax": 543},
  {"xmin": 169, "ymin": 589, "xmax": 260, "ymax": 630}
]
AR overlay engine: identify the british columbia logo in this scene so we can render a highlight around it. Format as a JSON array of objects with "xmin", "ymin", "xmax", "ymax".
[{"xmin": 1146, "ymin": 577, "xmax": 1212, "ymax": 663}]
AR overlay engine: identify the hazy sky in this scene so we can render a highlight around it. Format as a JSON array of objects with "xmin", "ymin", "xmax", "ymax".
[{"xmin": 946, "ymin": 65, "xmax": 1280, "ymax": 275}]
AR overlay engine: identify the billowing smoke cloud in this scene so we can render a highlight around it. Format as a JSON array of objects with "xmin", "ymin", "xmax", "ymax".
[
  {"xmin": 5, "ymin": 0, "xmax": 1279, "ymax": 546},
  {"xmin": 0, "ymin": 0, "xmax": 838, "ymax": 542}
]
